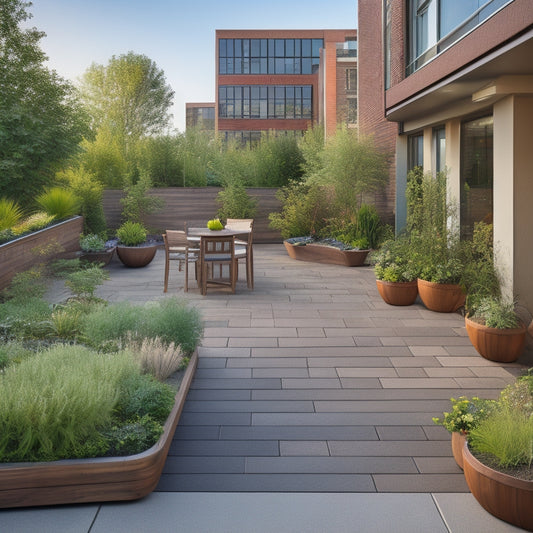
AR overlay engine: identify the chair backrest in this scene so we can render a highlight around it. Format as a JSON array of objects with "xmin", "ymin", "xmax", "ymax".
[
  {"xmin": 165, "ymin": 230, "xmax": 188, "ymax": 248},
  {"xmin": 200, "ymin": 235, "xmax": 235, "ymax": 261},
  {"xmin": 225, "ymin": 219, "xmax": 254, "ymax": 244}
]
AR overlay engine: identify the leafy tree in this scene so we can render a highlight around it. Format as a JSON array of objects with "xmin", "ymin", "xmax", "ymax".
[
  {"xmin": 80, "ymin": 52, "xmax": 174, "ymax": 148},
  {"xmin": 0, "ymin": 0, "xmax": 88, "ymax": 206}
]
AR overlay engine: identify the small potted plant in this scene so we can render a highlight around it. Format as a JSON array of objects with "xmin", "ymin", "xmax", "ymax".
[
  {"xmin": 433, "ymin": 396, "xmax": 495, "ymax": 469},
  {"xmin": 462, "ymin": 375, "xmax": 533, "ymax": 530},
  {"xmin": 115, "ymin": 221, "xmax": 158, "ymax": 268},
  {"xmin": 79, "ymin": 234, "xmax": 115, "ymax": 266},
  {"xmin": 465, "ymin": 295, "xmax": 527, "ymax": 363},
  {"xmin": 372, "ymin": 236, "xmax": 418, "ymax": 305}
]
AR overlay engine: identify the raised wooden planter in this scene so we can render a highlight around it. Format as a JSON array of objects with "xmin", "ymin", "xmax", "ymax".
[
  {"xmin": 0, "ymin": 351, "xmax": 197, "ymax": 509},
  {"xmin": 283, "ymin": 241, "xmax": 369, "ymax": 267},
  {"xmin": 80, "ymin": 247, "xmax": 116, "ymax": 266},
  {"xmin": 376, "ymin": 279, "xmax": 418, "ymax": 306},
  {"xmin": 0, "ymin": 216, "xmax": 83, "ymax": 291},
  {"xmin": 417, "ymin": 278, "xmax": 466, "ymax": 313},
  {"xmin": 463, "ymin": 440, "xmax": 533, "ymax": 531},
  {"xmin": 465, "ymin": 316, "xmax": 527, "ymax": 363}
]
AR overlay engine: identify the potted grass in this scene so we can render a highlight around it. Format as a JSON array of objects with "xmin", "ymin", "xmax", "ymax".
[
  {"xmin": 116, "ymin": 221, "xmax": 158, "ymax": 268},
  {"xmin": 372, "ymin": 236, "xmax": 418, "ymax": 306},
  {"xmin": 462, "ymin": 375, "xmax": 533, "ymax": 530},
  {"xmin": 465, "ymin": 296, "xmax": 527, "ymax": 363}
]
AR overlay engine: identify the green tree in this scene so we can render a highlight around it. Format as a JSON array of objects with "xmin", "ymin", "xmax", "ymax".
[
  {"xmin": 80, "ymin": 52, "xmax": 174, "ymax": 148},
  {"xmin": 0, "ymin": 0, "xmax": 88, "ymax": 206}
]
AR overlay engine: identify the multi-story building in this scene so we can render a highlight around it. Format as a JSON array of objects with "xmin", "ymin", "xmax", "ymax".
[
  {"xmin": 215, "ymin": 29, "xmax": 357, "ymax": 143},
  {"xmin": 185, "ymin": 102, "xmax": 215, "ymax": 132},
  {"xmin": 358, "ymin": 0, "xmax": 533, "ymax": 308}
]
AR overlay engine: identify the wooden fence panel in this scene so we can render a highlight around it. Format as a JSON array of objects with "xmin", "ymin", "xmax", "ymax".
[{"xmin": 103, "ymin": 188, "xmax": 282, "ymax": 243}]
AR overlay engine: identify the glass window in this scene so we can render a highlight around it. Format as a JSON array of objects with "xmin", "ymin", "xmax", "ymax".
[
  {"xmin": 219, "ymin": 58, "xmax": 226, "ymax": 75},
  {"xmin": 261, "ymin": 39, "xmax": 268, "ymax": 57},
  {"xmin": 460, "ymin": 115, "xmax": 493, "ymax": 238},
  {"xmin": 275, "ymin": 39, "xmax": 284, "ymax": 56},
  {"xmin": 302, "ymin": 58, "xmax": 312, "ymax": 74},
  {"xmin": 301, "ymin": 39, "xmax": 311, "ymax": 56},
  {"xmin": 312, "ymin": 39, "xmax": 323, "ymax": 57},
  {"xmin": 226, "ymin": 39, "xmax": 234, "ymax": 57},
  {"xmin": 346, "ymin": 68, "xmax": 357, "ymax": 91},
  {"xmin": 434, "ymin": 126, "xmax": 446, "ymax": 173},
  {"xmin": 234, "ymin": 39, "xmax": 242, "ymax": 57},
  {"xmin": 251, "ymin": 58, "xmax": 261, "ymax": 74},
  {"xmin": 251, "ymin": 39, "xmax": 261, "ymax": 56},
  {"xmin": 275, "ymin": 58, "xmax": 285, "ymax": 74},
  {"xmin": 286, "ymin": 39, "xmax": 295, "ymax": 57},
  {"xmin": 243, "ymin": 39, "xmax": 250, "ymax": 57},
  {"xmin": 408, "ymin": 133, "xmax": 424, "ymax": 170},
  {"xmin": 219, "ymin": 39, "xmax": 227, "ymax": 57}
]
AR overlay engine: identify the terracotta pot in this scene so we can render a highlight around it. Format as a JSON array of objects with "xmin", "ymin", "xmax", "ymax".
[
  {"xmin": 462, "ymin": 440, "xmax": 533, "ymax": 531},
  {"xmin": 417, "ymin": 278, "xmax": 465, "ymax": 312},
  {"xmin": 283, "ymin": 241, "xmax": 369, "ymax": 267},
  {"xmin": 376, "ymin": 279, "xmax": 418, "ymax": 306},
  {"xmin": 116, "ymin": 245, "xmax": 157, "ymax": 268},
  {"xmin": 451, "ymin": 431, "xmax": 466, "ymax": 470},
  {"xmin": 465, "ymin": 316, "xmax": 526, "ymax": 363}
]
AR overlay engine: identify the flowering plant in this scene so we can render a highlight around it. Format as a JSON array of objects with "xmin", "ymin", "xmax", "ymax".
[{"xmin": 432, "ymin": 396, "xmax": 495, "ymax": 434}]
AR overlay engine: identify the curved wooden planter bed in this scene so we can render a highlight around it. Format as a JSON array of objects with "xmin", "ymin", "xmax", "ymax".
[
  {"xmin": 0, "ymin": 351, "xmax": 198, "ymax": 509},
  {"xmin": 283, "ymin": 241, "xmax": 369, "ymax": 267}
]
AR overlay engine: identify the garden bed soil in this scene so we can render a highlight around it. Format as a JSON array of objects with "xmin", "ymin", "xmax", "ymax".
[
  {"xmin": 283, "ymin": 241, "xmax": 369, "ymax": 267},
  {"xmin": 0, "ymin": 351, "xmax": 198, "ymax": 509}
]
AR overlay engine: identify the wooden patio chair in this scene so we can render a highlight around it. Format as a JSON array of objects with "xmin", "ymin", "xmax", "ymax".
[
  {"xmin": 163, "ymin": 230, "xmax": 199, "ymax": 292},
  {"xmin": 199, "ymin": 235, "xmax": 237, "ymax": 296},
  {"xmin": 225, "ymin": 218, "xmax": 254, "ymax": 289}
]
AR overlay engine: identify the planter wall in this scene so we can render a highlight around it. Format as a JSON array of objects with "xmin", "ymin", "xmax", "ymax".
[
  {"xmin": 417, "ymin": 278, "xmax": 466, "ymax": 313},
  {"xmin": 0, "ymin": 351, "xmax": 197, "ymax": 509},
  {"xmin": 0, "ymin": 216, "xmax": 83, "ymax": 291},
  {"xmin": 465, "ymin": 316, "xmax": 527, "ymax": 363},
  {"xmin": 103, "ymin": 188, "xmax": 282, "ymax": 243},
  {"xmin": 284, "ymin": 241, "xmax": 369, "ymax": 267},
  {"xmin": 463, "ymin": 440, "xmax": 533, "ymax": 531},
  {"xmin": 376, "ymin": 279, "xmax": 418, "ymax": 306}
]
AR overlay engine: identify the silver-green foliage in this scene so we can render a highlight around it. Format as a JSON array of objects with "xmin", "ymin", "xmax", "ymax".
[{"xmin": 0, "ymin": 345, "xmax": 138, "ymax": 461}]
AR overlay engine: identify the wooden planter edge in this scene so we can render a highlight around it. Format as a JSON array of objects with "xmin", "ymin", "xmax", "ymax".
[
  {"xmin": 0, "ymin": 350, "xmax": 198, "ymax": 508},
  {"xmin": 283, "ymin": 241, "xmax": 370, "ymax": 267}
]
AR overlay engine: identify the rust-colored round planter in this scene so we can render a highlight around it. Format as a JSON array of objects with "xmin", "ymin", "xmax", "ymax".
[
  {"xmin": 283, "ymin": 241, "xmax": 369, "ymax": 267},
  {"xmin": 464, "ymin": 316, "xmax": 526, "ymax": 363},
  {"xmin": 451, "ymin": 431, "xmax": 466, "ymax": 470},
  {"xmin": 463, "ymin": 440, "xmax": 533, "ymax": 531},
  {"xmin": 376, "ymin": 279, "xmax": 418, "ymax": 306},
  {"xmin": 116, "ymin": 244, "xmax": 157, "ymax": 268},
  {"xmin": 417, "ymin": 278, "xmax": 465, "ymax": 313}
]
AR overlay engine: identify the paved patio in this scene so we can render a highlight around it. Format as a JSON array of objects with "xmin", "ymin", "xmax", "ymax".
[{"xmin": 5, "ymin": 245, "xmax": 531, "ymax": 532}]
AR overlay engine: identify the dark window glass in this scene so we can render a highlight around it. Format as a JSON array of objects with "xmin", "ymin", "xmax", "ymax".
[
  {"xmin": 268, "ymin": 58, "xmax": 275, "ymax": 74},
  {"xmin": 286, "ymin": 39, "xmax": 295, "ymax": 57},
  {"xmin": 408, "ymin": 133, "xmax": 423, "ymax": 170},
  {"xmin": 234, "ymin": 59, "xmax": 242, "ymax": 74},
  {"xmin": 294, "ymin": 39, "xmax": 301, "ymax": 56},
  {"xmin": 302, "ymin": 99, "xmax": 312, "ymax": 118},
  {"xmin": 251, "ymin": 39, "xmax": 261, "ymax": 56},
  {"xmin": 261, "ymin": 39, "xmax": 268, "ymax": 57},
  {"xmin": 251, "ymin": 58, "xmax": 261, "ymax": 74},
  {"xmin": 242, "ymin": 59, "xmax": 250, "ymax": 74},
  {"xmin": 260, "ymin": 100, "xmax": 268, "ymax": 118},
  {"xmin": 285, "ymin": 58, "xmax": 294, "ymax": 74},
  {"xmin": 226, "ymin": 57, "xmax": 234, "ymax": 74},
  {"xmin": 286, "ymin": 86, "xmax": 295, "ymax": 99},
  {"xmin": 460, "ymin": 115, "xmax": 493, "ymax": 238},
  {"xmin": 275, "ymin": 58, "xmax": 285, "ymax": 73},
  {"xmin": 275, "ymin": 86, "xmax": 285, "ymax": 98},
  {"xmin": 260, "ymin": 58, "xmax": 267, "ymax": 73},
  {"xmin": 219, "ymin": 39, "xmax": 227, "ymax": 57},
  {"xmin": 293, "ymin": 58, "xmax": 301, "ymax": 74},
  {"xmin": 275, "ymin": 39, "xmax": 284, "ymax": 56},
  {"xmin": 251, "ymin": 86, "xmax": 260, "ymax": 99},
  {"xmin": 260, "ymin": 86, "xmax": 268, "ymax": 99},
  {"xmin": 301, "ymin": 39, "xmax": 311, "ymax": 56},
  {"xmin": 268, "ymin": 39, "xmax": 275, "ymax": 56},
  {"xmin": 234, "ymin": 39, "xmax": 242, "ymax": 57},
  {"xmin": 243, "ymin": 39, "xmax": 250, "ymax": 57},
  {"xmin": 219, "ymin": 86, "xmax": 226, "ymax": 99},
  {"xmin": 302, "ymin": 58, "xmax": 312, "ymax": 74},
  {"xmin": 312, "ymin": 39, "xmax": 323, "ymax": 57},
  {"xmin": 302, "ymin": 86, "xmax": 311, "ymax": 99},
  {"xmin": 226, "ymin": 39, "xmax": 234, "ymax": 57},
  {"xmin": 219, "ymin": 58, "xmax": 226, "ymax": 75}
]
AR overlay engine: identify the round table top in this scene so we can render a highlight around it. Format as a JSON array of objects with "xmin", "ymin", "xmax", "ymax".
[{"xmin": 187, "ymin": 227, "xmax": 251, "ymax": 238}]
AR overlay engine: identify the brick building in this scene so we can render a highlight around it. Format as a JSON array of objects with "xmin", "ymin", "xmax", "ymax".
[
  {"xmin": 358, "ymin": 0, "xmax": 533, "ymax": 309},
  {"xmin": 215, "ymin": 29, "xmax": 357, "ymax": 143}
]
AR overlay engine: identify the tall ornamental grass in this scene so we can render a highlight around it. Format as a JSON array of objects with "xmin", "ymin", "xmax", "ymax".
[
  {"xmin": 0, "ymin": 198, "xmax": 23, "ymax": 231},
  {"xmin": 0, "ymin": 345, "xmax": 139, "ymax": 462},
  {"xmin": 36, "ymin": 187, "xmax": 80, "ymax": 220}
]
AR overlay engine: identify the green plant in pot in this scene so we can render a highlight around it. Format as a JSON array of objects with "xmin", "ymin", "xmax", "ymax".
[
  {"xmin": 373, "ymin": 236, "xmax": 418, "ymax": 306},
  {"xmin": 462, "ymin": 375, "xmax": 533, "ymax": 530},
  {"xmin": 115, "ymin": 222, "xmax": 157, "ymax": 268},
  {"xmin": 79, "ymin": 234, "xmax": 115, "ymax": 266},
  {"xmin": 465, "ymin": 295, "xmax": 527, "ymax": 363}
]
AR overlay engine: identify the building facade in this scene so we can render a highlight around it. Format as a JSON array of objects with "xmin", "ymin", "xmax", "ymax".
[
  {"xmin": 185, "ymin": 102, "xmax": 215, "ymax": 132},
  {"xmin": 216, "ymin": 29, "xmax": 357, "ymax": 142},
  {"xmin": 359, "ymin": 0, "xmax": 533, "ymax": 309}
]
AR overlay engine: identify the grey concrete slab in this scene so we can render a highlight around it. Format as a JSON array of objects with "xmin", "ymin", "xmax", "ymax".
[
  {"xmin": 163, "ymin": 456, "xmax": 245, "ymax": 474},
  {"xmin": 219, "ymin": 425, "xmax": 379, "ymax": 441},
  {"xmin": 183, "ymin": 400, "xmax": 314, "ymax": 413},
  {"xmin": 168, "ymin": 439, "xmax": 279, "ymax": 456},
  {"xmin": 190, "ymin": 378, "xmax": 281, "ymax": 389},
  {"xmin": 85, "ymin": 492, "xmax": 451, "ymax": 533},
  {"xmin": 252, "ymin": 412, "xmax": 436, "ymax": 426},
  {"xmin": 279, "ymin": 440, "xmax": 330, "ymax": 456},
  {"xmin": 373, "ymin": 473, "xmax": 469, "ymax": 492},
  {"xmin": 186, "ymin": 389, "xmax": 252, "ymax": 401}
]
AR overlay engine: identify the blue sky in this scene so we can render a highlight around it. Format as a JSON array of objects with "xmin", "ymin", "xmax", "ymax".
[{"xmin": 29, "ymin": 0, "xmax": 358, "ymax": 132}]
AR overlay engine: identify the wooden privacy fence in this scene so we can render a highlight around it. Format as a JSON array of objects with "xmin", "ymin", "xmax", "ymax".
[{"xmin": 103, "ymin": 187, "xmax": 283, "ymax": 243}]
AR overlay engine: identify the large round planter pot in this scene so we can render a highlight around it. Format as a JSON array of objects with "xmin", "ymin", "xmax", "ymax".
[
  {"xmin": 451, "ymin": 431, "xmax": 466, "ymax": 470},
  {"xmin": 464, "ymin": 316, "xmax": 526, "ymax": 363},
  {"xmin": 376, "ymin": 279, "xmax": 418, "ymax": 306},
  {"xmin": 463, "ymin": 440, "xmax": 533, "ymax": 531},
  {"xmin": 417, "ymin": 278, "xmax": 465, "ymax": 313},
  {"xmin": 116, "ymin": 245, "xmax": 157, "ymax": 268},
  {"xmin": 283, "ymin": 241, "xmax": 369, "ymax": 267}
]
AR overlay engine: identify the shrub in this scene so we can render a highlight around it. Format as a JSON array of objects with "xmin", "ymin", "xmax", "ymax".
[
  {"xmin": 65, "ymin": 265, "xmax": 109, "ymax": 299},
  {"xmin": 115, "ymin": 372, "xmax": 175, "ymax": 424},
  {"xmin": 103, "ymin": 415, "xmax": 164, "ymax": 456},
  {"xmin": 216, "ymin": 182, "xmax": 257, "ymax": 221},
  {"xmin": 120, "ymin": 174, "xmax": 163, "ymax": 226},
  {"xmin": 80, "ymin": 233, "xmax": 107, "ymax": 252},
  {"xmin": 372, "ymin": 237, "xmax": 417, "ymax": 282},
  {"xmin": 116, "ymin": 221, "xmax": 147, "ymax": 246},
  {"xmin": 472, "ymin": 296, "xmax": 521, "ymax": 329},
  {"xmin": 131, "ymin": 336, "xmax": 187, "ymax": 381},
  {"xmin": 36, "ymin": 187, "xmax": 79, "ymax": 220},
  {"xmin": 432, "ymin": 396, "xmax": 496, "ymax": 433},
  {"xmin": 0, "ymin": 198, "xmax": 23, "ymax": 231},
  {"xmin": 11, "ymin": 212, "xmax": 56, "ymax": 236},
  {"xmin": 0, "ymin": 345, "xmax": 139, "ymax": 462},
  {"xmin": 1, "ymin": 268, "xmax": 47, "ymax": 302},
  {"xmin": 50, "ymin": 307, "xmax": 84, "ymax": 339}
]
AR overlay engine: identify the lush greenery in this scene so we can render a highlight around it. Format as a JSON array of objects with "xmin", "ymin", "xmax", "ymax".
[
  {"xmin": 372, "ymin": 236, "xmax": 417, "ymax": 282},
  {"xmin": 432, "ymin": 396, "xmax": 496, "ymax": 434},
  {"xmin": 116, "ymin": 221, "xmax": 147, "ymax": 247},
  {"xmin": 80, "ymin": 233, "xmax": 108, "ymax": 253},
  {"xmin": 0, "ymin": 259, "xmax": 203, "ymax": 462},
  {"xmin": 470, "ymin": 296, "xmax": 521, "ymax": 329}
]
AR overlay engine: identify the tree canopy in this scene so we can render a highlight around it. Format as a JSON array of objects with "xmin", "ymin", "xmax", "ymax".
[
  {"xmin": 0, "ymin": 0, "xmax": 88, "ymax": 206},
  {"xmin": 80, "ymin": 52, "xmax": 175, "ymax": 146}
]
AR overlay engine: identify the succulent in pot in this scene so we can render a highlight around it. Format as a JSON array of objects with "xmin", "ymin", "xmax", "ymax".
[{"xmin": 79, "ymin": 234, "xmax": 116, "ymax": 266}]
